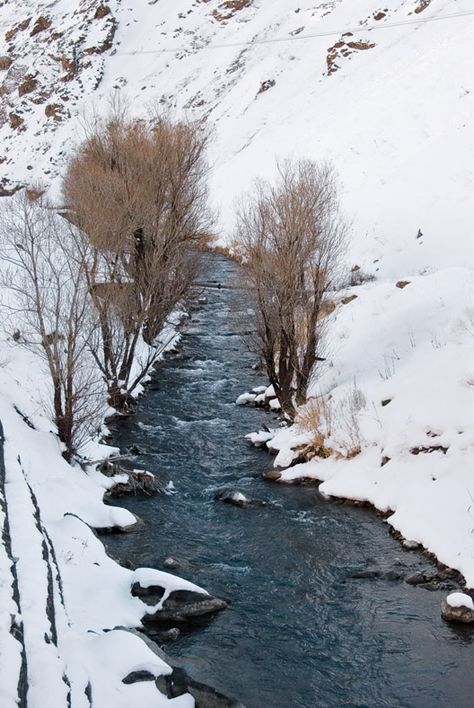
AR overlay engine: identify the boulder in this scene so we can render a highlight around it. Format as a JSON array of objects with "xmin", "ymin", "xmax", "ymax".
[
  {"xmin": 262, "ymin": 468, "xmax": 282, "ymax": 481},
  {"xmin": 124, "ymin": 629, "xmax": 245, "ymax": 706},
  {"xmin": 405, "ymin": 571, "xmax": 426, "ymax": 585},
  {"xmin": 105, "ymin": 467, "xmax": 162, "ymax": 498},
  {"xmin": 441, "ymin": 593, "xmax": 474, "ymax": 624},
  {"xmin": 156, "ymin": 666, "xmax": 245, "ymax": 707},
  {"xmin": 215, "ymin": 490, "xmax": 266, "ymax": 508},
  {"xmin": 139, "ymin": 588, "xmax": 228, "ymax": 626}
]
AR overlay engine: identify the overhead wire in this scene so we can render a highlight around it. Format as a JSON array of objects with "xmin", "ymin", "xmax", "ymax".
[{"xmin": 113, "ymin": 9, "xmax": 474, "ymax": 56}]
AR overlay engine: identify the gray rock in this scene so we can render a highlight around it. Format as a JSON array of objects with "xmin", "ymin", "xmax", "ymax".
[
  {"xmin": 402, "ymin": 539, "xmax": 420, "ymax": 550},
  {"xmin": 419, "ymin": 581, "xmax": 440, "ymax": 591},
  {"xmin": 124, "ymin": 629, "xmax": 245, "ymax": 707},
  {"xmin": 145, "ymin": 627, "xmax": 181, "ymax": 644},
  {"xmin": 131, "ymin": 581, "xmax": 165, "ymax": 606},
  {"xmin": 262, "ymin": 469, "xmax": 282, "ymax": 481},
  {"xmin": 156, "ymin": 666, "xmax": 245, "ymax": 707},
  {"xmin": 123, "ymin": 670, "xmax": 156, "ymax": 685},
  {"xmin": 405, "ymin": 572, "xmax": 426, "ymax": 585},
  {"xmin": 383, "ymin": 570, "xmax": 403, "ymax": 581},
  {"xmin": 163, "ymin": 557, "xmax": 183, "ymax": 570},
  {"xmin": 441, "ymin": 599, "xmax": 474, "ymax": 624},
  {"xmin": 349, "ymin": 569, "xmax": 382, "ymax": 580},
  {"xmin": 215, "ymin": 490, "xmax": 266, "ymax": 508},
  {"xmin": 106, "ymin": 468, "xmax": 161, "ymax": 498},
  {"xmin": 138, "ymin": 588, "xmax": 228, "ymax": 625}
]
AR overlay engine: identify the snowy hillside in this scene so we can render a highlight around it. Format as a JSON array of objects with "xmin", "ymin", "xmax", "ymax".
[{"xmin": 0, "ymin": 0, "xmax": 473, "ymax": 269}]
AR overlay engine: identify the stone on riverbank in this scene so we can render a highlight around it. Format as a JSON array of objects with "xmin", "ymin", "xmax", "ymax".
[
  {"xmin": 125, "ymin": 629, "xmax": 245, "ymax": 707},
  {"xmin": 131, "ymin": 572, "xmax": 228, "ymax": 625},
  {"xmin": 143, "ymin": 589, "xmax": 228, "ymax": 625},
  {"xmin": 96, "ymin": 513, "xmax": 144, "ymax": 535}
]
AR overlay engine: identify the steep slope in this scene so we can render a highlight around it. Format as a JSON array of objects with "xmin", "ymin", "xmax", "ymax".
[{"xmin": 1, "ymin": 0, "xmax": 473, "ymax": 269}]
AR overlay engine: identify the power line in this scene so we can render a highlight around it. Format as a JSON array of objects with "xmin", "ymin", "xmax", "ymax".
[{"xmin": 113, "ymin": 9, "xmax": 474, "ymax": 56}]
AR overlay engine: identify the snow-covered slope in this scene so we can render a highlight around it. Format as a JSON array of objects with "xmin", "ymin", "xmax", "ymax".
[{"xmin": 1, "ymin": 0, "xmax": 473, "ymax": 268}]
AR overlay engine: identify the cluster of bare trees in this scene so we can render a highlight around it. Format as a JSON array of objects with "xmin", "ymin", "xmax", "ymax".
[
  {"xmin": 0, "ymin": 102, "xmax": 346, "ymax": 460},
  {"xmin": 0, "ymin": 112, "xmax": 211, "ymax": 460},
  {"xmin": 237, "ymin": 160, "xmax": 347, "ymax": 420},
  {"xmin": 64, "ymin": 112, "xmax": 211, "ymax": 411}
]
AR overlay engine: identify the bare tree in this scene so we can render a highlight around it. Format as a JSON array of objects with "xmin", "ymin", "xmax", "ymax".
[
  {"xmin": 237, "ymin": 160, "xmax": 347, "ymax": 420},
  {"xmin": 0, "ymin": 193, "xmax": 106, "ymax": 459},
  {"xmin": 63, "ymin": 111, "xmax": 212, "ymax": 411}
]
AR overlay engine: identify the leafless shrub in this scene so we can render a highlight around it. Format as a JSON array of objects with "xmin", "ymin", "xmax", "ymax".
[
  {"xmin": 63, "ymin": 108, "xmax": 212, "ymax": 411},
  {"xmin": 236, "ymin": 159, "xmax": 347, "ymax": 419},
  {"xmin": 0, "ymin": 193, "xmax": 106, "ymax": 459}
]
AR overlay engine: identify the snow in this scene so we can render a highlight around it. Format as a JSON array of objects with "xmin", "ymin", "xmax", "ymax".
[
  {"xmin": 132, "ymin": 568, "xmax": 208, "ymax": 613},
  {"xmin": 236, "ymin": 392, "xmax": 256, "ymax": 405},
  {"xmin": 1, "ymin": 0, "xmax": 473, "ymax": 274},
  {"xmin": 232, "ymin": 492, "xmax": 248, "ymax": 503},
  {"xmin": 0, "ymin": 213, "xmax": 196, "ymax": 703},
  {"xmin": 446, "ymin": 592, "xmax": 474, "ymax": 610},
  {"xmin": 66, "ymin": 630, "xmax": 194, "ymax": 708},
  {"xmin": 245, "ymin": 430, "xmax": 275, "ymax": 445},
  {"xmin": 1, "ymin": 0, "xmax": 474, "ymax": 699}
]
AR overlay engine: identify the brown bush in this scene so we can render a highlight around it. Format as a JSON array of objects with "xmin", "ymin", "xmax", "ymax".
[
  {"xmin": 237, "ymin": 159, "xmax": 347, "ymax": 419},
  {"xmin": 63, "ymin": 109, "xmax": 212, "ymax": 410}
]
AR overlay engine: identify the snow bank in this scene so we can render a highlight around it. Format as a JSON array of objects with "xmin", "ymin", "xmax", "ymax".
[
  {"xmin": 0, "ymin": 263, "xmax": 196, "ymax": 705},
  {"xmin": 254, "ymin": 267, "xmax": 474, "ymax": 587}
]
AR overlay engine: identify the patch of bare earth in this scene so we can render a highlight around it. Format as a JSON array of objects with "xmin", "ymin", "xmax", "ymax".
[{"xmin": 326, "ymin": 33, "xmax": 375, "ymax": 76}]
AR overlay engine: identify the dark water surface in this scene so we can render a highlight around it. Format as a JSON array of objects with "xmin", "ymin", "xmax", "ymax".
[{"xmin": 106, "ymin": 255, "xmax": 474, "ymax": 708}]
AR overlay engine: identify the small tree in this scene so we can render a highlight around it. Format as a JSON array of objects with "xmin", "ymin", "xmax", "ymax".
[
  {"xmin": 63, "ymin": 112, "xmax": 211, "ymax": 410},
  {"xmin": 0, "ymin": 193, "xmax": 105, "ymax": 459},
  {"xmin": 237, "ymin": 160, "xmax": 347, "ymax": 419}
]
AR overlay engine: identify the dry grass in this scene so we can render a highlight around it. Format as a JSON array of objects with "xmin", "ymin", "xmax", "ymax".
[{"xmin": 297, "ymin": 384, "xmax": 365, "ymax": 461}]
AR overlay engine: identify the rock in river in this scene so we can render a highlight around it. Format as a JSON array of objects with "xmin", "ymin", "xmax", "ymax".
[
  {"xmin": 441, "ymin": 592, "xmax": 474, "ymax": 624},
  {"xmin": 132, "ymin": 581, "xmax": 228, "ymax": 626},
  {"xmin": 215, "ymin": 489, "xmax": 266, "ymax": 508}
]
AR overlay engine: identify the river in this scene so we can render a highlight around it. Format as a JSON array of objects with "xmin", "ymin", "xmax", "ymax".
[{"xmin": 105, "ymin": 254, "xmax": 474, "ymax": 708}]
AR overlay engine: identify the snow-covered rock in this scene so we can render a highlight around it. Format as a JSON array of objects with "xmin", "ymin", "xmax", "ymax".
[
  {"xmin": 215, "ymin": 489, "xmax": 266, "ymax": 508},
  {"xmin": 441, "ymin": 593, "xmax": 474, "ymax": 623},
  {"xmin": 236, "ymin": 392, "xmax": 257, "ymax": 406}
]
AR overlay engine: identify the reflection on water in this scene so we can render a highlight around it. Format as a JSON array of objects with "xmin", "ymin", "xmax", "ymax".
[{"xmin": 106, "ymin": 255, "xmax": 474, "ymax": 708}]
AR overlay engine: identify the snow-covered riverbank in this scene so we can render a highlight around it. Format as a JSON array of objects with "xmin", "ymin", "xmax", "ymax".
[
  {"xmin": 0, "ymin": 297, "xmax": 227, "ymax": 707},
  {"xmin": 243, "ymin": 265, "xmax": 474, "ymax": 588}
]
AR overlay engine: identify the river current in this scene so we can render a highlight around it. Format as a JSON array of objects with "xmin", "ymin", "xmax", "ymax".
[{"xmin": 106, "ymin": 254, "xmax": 474, "ymax": 708}]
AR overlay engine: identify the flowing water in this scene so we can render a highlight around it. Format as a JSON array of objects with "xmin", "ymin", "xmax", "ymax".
[{"xmin": 106, "ymin": 254, "xmax": 474, "ymax": 708}]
